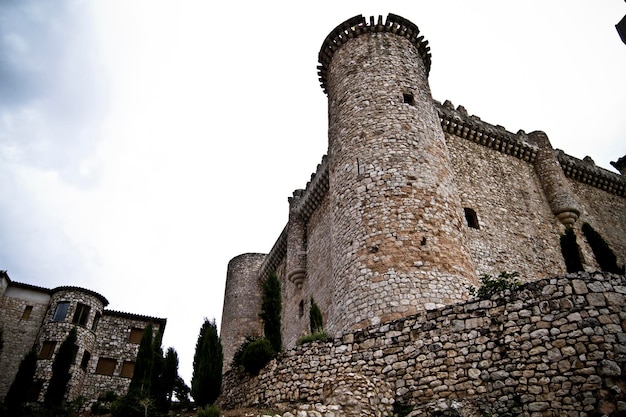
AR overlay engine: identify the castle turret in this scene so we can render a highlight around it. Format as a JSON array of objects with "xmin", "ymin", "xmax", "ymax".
[
  {"xmin": 319, "ymin": 14, "xmax": 477, "ymax": 332},
  {"xmin": 220, "ymin": 253, "xmax": 266, "ymax": 372},
  {"xmin": 530, "ymin": 131, "xmax": 581, "ymax": 226}
]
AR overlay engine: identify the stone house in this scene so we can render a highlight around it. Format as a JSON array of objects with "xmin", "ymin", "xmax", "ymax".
[{"xmin": 0, "ymin": 270, "xmax": 166, "ymax": 407}]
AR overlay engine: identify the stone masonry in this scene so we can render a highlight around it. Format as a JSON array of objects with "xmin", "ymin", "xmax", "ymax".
[
  {"xmin": 219, "ymin": 13, "xmax": 626, "ymax": 416},
  {"xmin": 222, "ymin": 272, "xmax": 626, "ymax": 416},
  {"xmin": 0, "ymin": 271, "xmax": 166, "ymax": 409}
]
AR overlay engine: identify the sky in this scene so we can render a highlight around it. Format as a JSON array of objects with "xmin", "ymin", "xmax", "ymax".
[{"xmin": 1, "ymin": 1, "xmax": 625, "ymax": 385}]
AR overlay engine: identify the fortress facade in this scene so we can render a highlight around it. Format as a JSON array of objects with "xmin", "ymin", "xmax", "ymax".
[
  {"xmin": 219, "ymin": 14, "xmax": 626, "ymax": 415},
  {"xmin": 0, "ymin": 271, "xmax": 166, "ymax": 408}
]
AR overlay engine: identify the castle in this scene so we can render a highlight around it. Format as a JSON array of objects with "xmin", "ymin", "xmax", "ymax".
[
  {"xmin": 219, "ymin": 14, "xmax": 626, "ymax": 415},
  {"xmin": 0, "ymin": 271, "xmax": 166, "ymax": 408}
]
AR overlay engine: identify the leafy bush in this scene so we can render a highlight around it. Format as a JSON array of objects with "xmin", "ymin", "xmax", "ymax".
[
  {"xmin": 309, "ymin": 297, "xmax": 324, "ymax": 334},
  {"xmin": 297, "ymin": 331, "xmax": 331, "ymax": 346},
  {"xmin": 582, "ymin": 222, "xmax": 624, "ymax": 274},
  {"xmin": 197, "ymin": 405, "xmax": 221, "ymax": 417},
  {"xmin": 241, "ymin": 338, "xmax": 275, "ymax": 375},
  {"xmin": 231, "ymin": 335, "xmax": 259, "ymax": 368},
  {"xmin": 560, "ymin": 227, "xmax": 584, "ymax": 272},
  {"xmin": 468, "ymin": 271, "xmax": 521, "ymax": 298}
]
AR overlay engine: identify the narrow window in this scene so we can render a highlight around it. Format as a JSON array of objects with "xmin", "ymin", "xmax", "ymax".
[
  {"xmin": 120, "ymin": 361, "xmax": 135, "ymax": 378},
  {"xmin": 92, "ymin": 312, "xmax": 101, "ymax": 332},
  {"xmin": 80, "ymin": 351, "xmax": 91, "ymax": 370},
  {"xmin": 22, "ymin": 305, "xmax": 33, "ymax": 320},
  {"xmin": 298, "ymin": 300, "xmax": 304, "ymax": 319},
  {"xmin": 72, "ymin": 303, "xmax": 91, "ymax": 326},
  {"xmin": 52, "ymin": 302, "xmax": 70, "ymax": 322},
  {"xmin": 464, "ymin": 208, "xmax": 480, "ymax": 229},
  {"xmin": 128, "ymin": 327, "xmax": 144, "ymax": 344},
  {"xmin": 26, "ymin": 380, "xmax": 44, "ymax": 402},
  {"xmin": 95, "ymin": 358, "xmax": 117, "ymax": 375},
  {"xmin": 403, "ymin": 93, "xmax": 415, "ymax": 105},
  {"xmin": 39, "ymin": 341, "xmax": 56, "ymax": 359}
]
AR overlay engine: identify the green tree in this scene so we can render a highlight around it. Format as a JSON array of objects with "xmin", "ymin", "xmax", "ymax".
[
  {"xmin": 44, "ymin": 327, "xmax": 77, "ymax": 409},
  {"xmin": 5, "ymin": 348, "xmax": 38, "ymax": 411},
  {"xmin": 310, "ymin": 297, "xmax": 324, "ymax": 334},
  {"xmin": 129, "ymin": 324, "xmax": 154, "ymax": 396},
  {"xmin": 191, "ymin": 319, "xmax": 223, "ymax": 407},
  {"xmin": 173, "ymin": 376, "xmax": 191, "ymax": 410},
  {"xmin": 150, "ymin": 330, "xmax": 166, "ymax": 411},
  {"xmin": 260, "ymin": 273, "xmax": 282, "ymax": 352},
  {"xmin": 161, "ymin": 348, "xmax": 179, "ymax": 406},
  {"xmin": 582, "ymin": 222, "xmax": 624, "ymax": 274},
  {"xmin": 560, "ymin": 227, "xmax": 584, "ymax": 273}
]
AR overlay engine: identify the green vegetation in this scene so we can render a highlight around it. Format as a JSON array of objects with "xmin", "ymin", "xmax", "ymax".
[
  {"xmin": 241, "ymin": 338, "xmax": 275, "ymax": 375},
  {"xmin": 44, "ymin": 327, "xmax": 78, "ymax": 409},
  {"xmin": 309, "ymin": 297, "xmax": 323, "ymax": 334},
  {"xmin": 582, "ymin": 222, "xmax": 624, "ymax": 274},
  {"xmin": 113, "ymin": 326, "xmax": 185, "ymax": 417},
  {"xmin": 560, "ymin": 227, "xmax": 584, "ymax": 272},
  {"xmin": 468, "ymin": 271, "xmax": 521, "ymax": 298},
  {"xmin": 4, "ymin": 348, "xmax": 38, "ymax": 414},
  {"xmin": 191, "ymin": 318, "xmax": 223, "ymax": 407},
  {"xmin": 261, "ymin": 272, "xmax": 282, "ymax": 353},
  {"xmin": 297, "ymin": 331, "xmax": 331, "ymax": 346},
  {"xmin": 197, "ymin": 404, "xmax": 221, "ymax": 417}
]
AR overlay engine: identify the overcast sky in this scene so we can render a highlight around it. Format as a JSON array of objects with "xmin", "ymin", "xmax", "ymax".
[{"xmin": 1, "ymin": 1, "xmax": 625, "ymax": 384}]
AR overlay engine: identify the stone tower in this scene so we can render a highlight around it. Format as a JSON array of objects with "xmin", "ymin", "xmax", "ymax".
[
  {"xmin": 219, "ymin": 253, "xmax": 266, "ymax": 371},
  {"xmin": 318, "ymin": 14, "xmax": 478, "ymax": 332}
]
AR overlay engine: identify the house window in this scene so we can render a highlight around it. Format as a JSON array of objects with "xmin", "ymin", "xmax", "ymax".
[
  {"xmin": 26, "ymin": 380, "xmax": 44, "ymax": 402},
  {"xmin": 464, "ymin": 208, "xmax": 480, "ymax": 229},
  {"xmin": 72, "ymin": 303, "xmax": 91, "ymax": 326},
  {"xmin": 120, "ymin": 361, "xmax": 135, "ymax": 378},
  {"xmin": 299, "ymin": 300, "xmax": 304, "ymax": 319},
  {"xmin": 95, "ymin": 358, "xmax": 117, "ymax": 375},
  {"xmin": 22, "ymin": 305, "xmax": 33, "ymax": 320},
  {"xmin": 52, "ymin": 302, "xmax": 70, "ymax": 322},
  {"xmin": 128, "ymin": 327, "xmax": 144, "ymax": 344},
  {"xmin": 403, "ymin": 93, "xmax": 415, "ymax": 106},
  {"xmin": 92, "ymin": 312, "xmax": 101, "ymax": 332},
  {"xmin": 39, "ymin": 341, "xmax": 56, "ymax": 360},
  {"xmin": 80, "ymin": 351, "xmax": 91, "ymax": 370}
]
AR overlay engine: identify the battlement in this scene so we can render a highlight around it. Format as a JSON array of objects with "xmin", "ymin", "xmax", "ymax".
[
  {"xmin": 317, "ymin": 13, "xmax": 431, "ymax": 93},
  {"xmin": 557, "ymin": 151, "xmax": 625, "ymax": 196}
]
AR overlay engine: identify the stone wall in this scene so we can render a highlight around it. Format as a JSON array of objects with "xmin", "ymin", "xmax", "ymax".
[
  {"xmin": 0, "ymin": 284, "xmax": 50, "ymax": 399},
  {"xmin": 221, "ymin": 272, "xmax": 626, "ymax": 416}
]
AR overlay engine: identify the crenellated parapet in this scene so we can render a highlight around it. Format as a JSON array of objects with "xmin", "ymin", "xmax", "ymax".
[
  {"xmin": 437, "ymin": 100, "xmax": 538, "ymax": 163},
  {"xmin": 289, "ymin": 155, "xmax": 329, "ymax": 220},
  {"xmin": 318, "ymin": 14, "xmax": 431, "ymax": 94},
  {"xmin": 558, "ymin": 151, "xmax": 626, "ymax": 196},
  {"xmin": 437, "ymin": 100, "xmax": 626, "ymax": 198}
]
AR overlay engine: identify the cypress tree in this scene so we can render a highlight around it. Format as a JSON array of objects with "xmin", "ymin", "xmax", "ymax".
[
  {"xmin": 161, "ymin": 347, "xmax": 179, "ymax": 406},
  {"xmin": 560, "ymin": 227, "xmax": 584, "ymax": 272},
  {"xmin": 129, "ymin": 324, "xmax": 154, "ymax": 396},
  {"xmin": 260, "ymin": 273, "xmax": 282, "ymax": 352},
  {"xmin": 310, "ymin": 297, "xmax": 323, "ymax": 334},
  {"xmin": 191, "ymin": 318, "xmax": 223, "ymax": 407},
  {"xmin": 582, "ymin": 222, "xmax": 624, "ymax": 273},
  {"xmin": 44, "ymin": 327, "xmax": 77, "ymax": 409},
  {"xmin": 5, "ymin": 348, "xmax": 38, "ymax": 410},
  {"xmin": 150, "ymin": 330, "xmax": 166, "ymax": 411}
]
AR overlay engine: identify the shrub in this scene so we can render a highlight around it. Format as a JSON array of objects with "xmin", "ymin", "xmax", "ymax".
[
  {"xmin": 297, "ymin": 331, "xmax": 331, "ymax": 346},
  {"xmin": 582, "ymin": 222, "xmax": 624, "ymax": 274},
  {"xmin": 261, "ymin": 273, "xmax": 282, "ymax": 353},
  {"xmin": 560, "ymin": 227, "xmax": 584, "ymax": 272},
  {"xmin": 231, "ymin": 335, "xmax": 259, "ymax": 368},
  {"xmin": 241, "ymin": 338, "xmax": 275, "ymax": 375},
  {"xmin": 309, "ymin": 297, "xmax": 324, "ymax": 334},
  {"xmin": 197, "ymin": 405, "xmax": 221, "ymax": 417},
  {"xmin": 468, "ymin": 271, "xmax": 521, "ymax": 298}
]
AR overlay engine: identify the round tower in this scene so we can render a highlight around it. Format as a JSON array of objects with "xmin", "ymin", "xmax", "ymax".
[
  {"xmin": 220, "ymin": 253, "xmax": 266, "ymax": 372},
  {"xmin": 318, "ymin": 14, "xmax": 477, "ymax": 332},
  {"xmin": 36, "ymin": 287, "xmax": 107, "ymax": 402}
]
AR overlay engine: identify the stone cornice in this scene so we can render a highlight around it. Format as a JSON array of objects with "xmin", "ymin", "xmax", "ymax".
[
  {"xmin": 318, "ymin": 13, "xmax": 431, "ymax": 94},
  {"xmin": 437, "ymin": 100, "xmax": 539, "ymax": 163},
  {"xmin": 103, "ymin": 309, "xmax": 167, "ymax": 329},
  {"xmin": 437, "ymin": 100, "xmax": 625, "ymax": 196},
  {"xmin": 556, "ymin": 151, "xmax": 625, "ymax": 196},
  {"xmin": 258, "ymin": 224, "xmax": 288, "ymax": 282}
]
